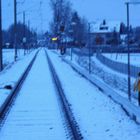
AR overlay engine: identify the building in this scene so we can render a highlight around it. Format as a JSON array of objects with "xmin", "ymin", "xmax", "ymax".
[{"xmin": 90, "ymin": 20, "xmax": 121, "ymax": 45}]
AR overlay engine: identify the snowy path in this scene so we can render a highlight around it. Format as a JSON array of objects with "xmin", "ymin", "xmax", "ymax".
[
  {"xmin": 48, "ymin": 50, "xmax": 140, "ymax": 140},
  {"xmin": 0, "ymin": 50, "xmax": 67, "ymax": 140}
]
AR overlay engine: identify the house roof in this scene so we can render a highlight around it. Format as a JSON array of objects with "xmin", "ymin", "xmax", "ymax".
[{"xmin": 90, "ymin": 21, "xmax": 120, "ymax": 33}]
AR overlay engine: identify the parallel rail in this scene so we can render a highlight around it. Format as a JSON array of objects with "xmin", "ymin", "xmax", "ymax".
[
  {"xmin": 0, "ymin": 49, "xmax": 84, "ymax": 139},
  {"xmin": 45, "ymin": 50, "xmax": 83, "ymax": 140},
  {"xmin": 0, "ymin": 51, "xmax": 39, "ymax": 121}
]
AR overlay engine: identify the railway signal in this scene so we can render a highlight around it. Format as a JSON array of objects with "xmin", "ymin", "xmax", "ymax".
[{"xmin": 60, "ymin": 25, "xmax": 65, "ymax": 32}]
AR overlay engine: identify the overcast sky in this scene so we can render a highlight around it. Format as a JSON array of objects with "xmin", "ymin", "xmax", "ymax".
[
  {"xmin": 2, "ymin": 0, "xmax": 140, "ymax": 32},
  {"xmin": 2, "ymin": 0, "xmax": 51, "ymax": 32}
]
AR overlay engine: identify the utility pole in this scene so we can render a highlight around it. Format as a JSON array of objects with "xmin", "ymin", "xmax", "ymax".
[
  {"xmin": 126, "ymin": 2, "xmax": 131, "ymax": 101},
  {"xmin": 23, "ymin": 11, "xmax": 26, "ymax": 55},
  {"xmin": 28, "ymin": 20, "xmax": 30, "ymax": 38},
  {"xmin": 88, "ymin": 23, "xmax": 91, "ymax": 74},
  {"xmin": 14, "ymin": 0, "xmax": 17, "ymax": 61},
  {"xmin": 28, "ymin": 20, "xmax": 30, "ymax": 52},
  {"xmin": 23, "ymin": 11, "xmax": 25, "ymax": 38},
  {"xmin": 125, "ymin": 1, "xmax": 140, "ymax": 101},
  {"xmin": 0, "ymin": 0, "xmax": 2, "ymax": 71},
  {"xmin": 87, "ymin": 22, "xmax": 95, "ymax": 74}
]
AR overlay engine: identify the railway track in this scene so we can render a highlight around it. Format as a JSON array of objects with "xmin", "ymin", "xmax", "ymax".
[
  {"xmin": 0, "ymin": 49, "xmax": 83, "ymax": 140},
  {"xmin": 45, "ymin": 49, "xmax": 83, "ymax": 140},
  {"xmin": 0, "ymin": 50, "xmax": 39, "ymax": 122}
]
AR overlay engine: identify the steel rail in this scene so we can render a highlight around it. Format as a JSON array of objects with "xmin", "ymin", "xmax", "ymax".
[
  {"xmin": 45, "ymin": 49, "xmax": 83, "ymax": 140},
  {"xmin": 0, "ymin": 50, "xmax": 39, "ymax": 121}
]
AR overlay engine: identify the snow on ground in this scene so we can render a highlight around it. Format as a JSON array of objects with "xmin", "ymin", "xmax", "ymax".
[
  {"xmin": 48, "ymin": 50, "xmax": 140, "ymax": 140},
  {"xmin": 0, "ymin": 49, "xmax": 37, "ymax": 108},
  {"xmin": 56, "ymin": 49, "xmax": 134, "ymax": 98},
  {"xmin": 3, "ymin": 49, "xmax": 25, "ymax": 67},
  {"xmin": 1, "ymin": 48, "xmax": 140, "ymax": 140},
  {"xmin": 53, "ymin": 49, "xmax": 140, "ymax": 106},
  {"xmin": 64, "ymin": 52, "xmax": 138, "ymax": 102},
  {"xmin": 79, "ymin": 56, "xmax": 132, "ymax": 95},
  {"xmin": 0, "ymin": 50, "xmax": 67, "ymax": 140},
  {"xmin": 103, "ymin": 53, "xmax": 140, "ymax": 67}
]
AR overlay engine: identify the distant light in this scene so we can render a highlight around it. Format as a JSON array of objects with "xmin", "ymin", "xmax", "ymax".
[
  {"xmin": 71, "ymin": 22, "xmax": 76, "ymax": 25},
  {"xmin": 52, "ymin": 37, "xmax": 58, "ymax": 41}
]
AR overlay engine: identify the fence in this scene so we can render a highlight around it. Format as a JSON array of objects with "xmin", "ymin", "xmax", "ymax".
[{"xmin": 96, "ymin": 53, "xmax": 140, "ymax": 78}]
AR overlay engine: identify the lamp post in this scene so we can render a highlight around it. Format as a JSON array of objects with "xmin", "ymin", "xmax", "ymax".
[
  {"xmin": 88, "ymin": 23, "xmax": 91, "ymax": 74},
  {"xmin": 70, "ymin": 22, "xmax": 76, "ymax": 60},
  {"xmin": 125, "ymin": 1, "xmax": 140, "ymax": 101},
  {"xmin": 23, "ymin": 11, "xmax": 26, "ymax": 55},
  {"xmin": 28, "ymin": 20, "xmax": 31, "ymax": 53},
  {"xmin": 71, "ymin": 43, "xmax": 73, "ymax": 60},
  {"xmin": 126, "ymin": 2, "xmax": 131, "ymax": 101},
  {"xmin": 88, "ymin": 22, "xmax": 95, "ymax": 74},
  {"xmin": 14, "ymin": 0, "xmax": 17, "ymax": 61},
  {"xmin": 0, "ymin": 0, "xmax": 2, "ymax": 71}
]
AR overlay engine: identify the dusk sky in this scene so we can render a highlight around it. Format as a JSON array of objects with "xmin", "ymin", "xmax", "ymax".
[{"xmin": 2, "ymin": 0, "xmax": 140, "ymax": 32}]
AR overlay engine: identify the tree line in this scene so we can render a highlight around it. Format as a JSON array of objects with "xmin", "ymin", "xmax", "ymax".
[{"xmin": 2, "ymin": 22, "xmax": 37, "ymax": 48}]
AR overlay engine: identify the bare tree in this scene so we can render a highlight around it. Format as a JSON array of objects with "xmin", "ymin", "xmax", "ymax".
[
  {"xmin": 50, "ymin": 0, "xmax": 72, "ymax": 35},
  {"xmin": 50, "ymin": 0, "xmax": 88, "ymax": 47}
]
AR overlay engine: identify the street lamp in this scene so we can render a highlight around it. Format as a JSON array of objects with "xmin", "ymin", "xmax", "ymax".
[{"xmin": 125, "ymin": 1, "xmax": 140, "ymax": 101}]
